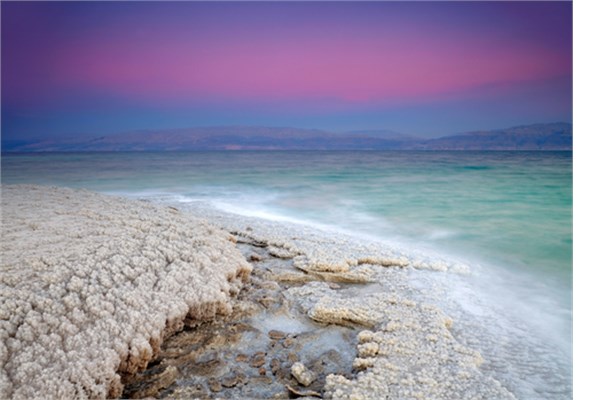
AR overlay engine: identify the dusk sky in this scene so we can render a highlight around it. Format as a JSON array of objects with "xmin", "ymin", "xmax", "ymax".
[{"xmin": 2, "ymin": 1, "xmax": 572, "ymax": 141}]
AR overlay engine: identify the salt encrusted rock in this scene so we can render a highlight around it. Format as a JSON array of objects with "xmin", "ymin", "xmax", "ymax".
[
  {"xmin": 267, "ymin": 245, "xmax": 298, "ymax": 259},
  {"xmin": 286, "ymin": 282, "xmax": 515, "ymax": 400},
  {"xmin": 287, "ymin": 282, "xmax": 392, "ymax": 328},
  {"xmin": 324, "ymin": 301, "xmax": 515, "ymax": 400},
  {"xmin": 357, "ymin": 257, "xmax": 410, "ymax": 267},
  {"xmin": 167, "ymin": 191, "xmax": 516, "ymax": 399},
  {"xmin": 286, "ymin": 384, "xmax": 322, "ymax": 398},
  {"xmin": 0, "ymin": 185, "xmax": 252, "ymax": 400},
  {"xmin": 291, "ymin": 362, "xmax": 316, "ymax": 386}
]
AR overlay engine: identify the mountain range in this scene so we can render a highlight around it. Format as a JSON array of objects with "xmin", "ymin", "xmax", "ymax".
[{"xmin": 2, "ymin": 122, "xmax": 572, "ymax": 152}]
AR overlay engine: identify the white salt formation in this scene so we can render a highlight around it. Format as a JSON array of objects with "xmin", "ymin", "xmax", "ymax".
[
  {"xmin": 134, "ymin": 196, "xmax": 569, "ymax": 399},
  {"xmin": 182, "ymin": 204, "xmax": 472, "ymax": 278},
  {"xmin": 0, "ymin": 185, "xmax": 252, "ymax": 399},
  {"xmin": 291, "ymin": 362, "xmax": 316, "ymax": 386},
  {"xmin": 289, "ymin": 283, "xmax": 515, "ymax": 399},
  {"xmin": 176, "ymin": 204, "xmax": 518, "ymax": 399}
]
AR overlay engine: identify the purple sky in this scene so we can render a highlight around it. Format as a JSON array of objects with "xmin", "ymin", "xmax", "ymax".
[{"xmin": 1, "ymin": 1, "xmax": 572, "ymax": 141}]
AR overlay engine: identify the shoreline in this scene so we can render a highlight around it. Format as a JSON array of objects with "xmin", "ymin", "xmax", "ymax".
[{"xmin": 1, "ymin": 185, "xmax": 566, "ymax": 398}]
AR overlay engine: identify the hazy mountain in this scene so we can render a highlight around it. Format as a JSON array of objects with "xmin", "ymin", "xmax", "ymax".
[
  {"xmin": 2, "ymin": 123, "xmax": 571, "ymax": 152},
  {"xmin": 421, "ymin": 122, "xmax": 572, "ymax": 150}
]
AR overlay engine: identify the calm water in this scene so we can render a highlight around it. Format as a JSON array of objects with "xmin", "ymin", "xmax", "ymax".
[
  {"xmin": 1, "ymin": 151, "xmax": 572, "ymax": 277},
  {"xmin": 1, "ymin": 151, "xmax": 572, "ymax": 396}
]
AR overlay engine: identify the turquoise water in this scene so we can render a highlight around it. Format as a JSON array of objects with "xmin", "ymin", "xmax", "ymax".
[
  {"xmin": 1, "ymin": 151, "xmax": 572, "ymax": 282},
  {"xmin": 1, "ymin": 151, "xmax": 572, "ymax": 396}
]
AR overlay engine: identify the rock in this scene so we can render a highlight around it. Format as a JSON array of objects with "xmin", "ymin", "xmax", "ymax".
[
  {"xmin": 268, "ymin": 330, "xmax": 287, "ymax": 340},
  {"xmin": 282, "ymin": 337, "xmax": 294, "ymax": 348},
  {"xmin": 269, "ymin": 271, "xmax": 316, "ymax": 283},
  {"xmin": 259, "ymin": 367, "xmax": 267, "ymax": 376},
  {"xmin": 208, "ymin": 378, "xmax": 222, "ymax": 393},
  {"xmin": 166, "ymin": 385, "xmax": 209, "ymax": 399},
  {"xmin": 275, "ymin": 368, "xmax": 287, "ymax": 380},
  {"xmin": 125, "ymin": 365, "xmax": 179, "ymax": 399},
  {"xmin": 221, "ymin": 373, "xmax": 239, "ymax": 388},
  {"xmin": 251, "ymin": 352, "xmax": 266, "ymax": 368},
  {"xmin": 270, "ymin": 358, "xmax": 281, "ymax": 374},
  {"xmin": 268, "ymin": 246, "xmax": 296, "ymax": 259},
  {"xmin": 259, "ymin": 296, "xmax": 278, "ymax": 308},
  {"xmin": 250, "ymin": 376, "xmax": 273, "ymax": 385},
  {"xmin": 294, "ymin": 264, "xmax": 373, "ymax": 283},
  {"xmin": 235, "ymin": 354, "xmax": 249, "ymax": 363},
  {"xmin": 187, "ymin": 355, "xmax": 224, "ymax": 377},
  {"xmin": 260, "ymin": 281, "xmax": 281, "ymax": 290},
  {"xmin": 288, "ymin": 353, "xmax": 299, "ymax": 363},
  {"xmin": 249, "ymin": 253, "xmax": 262, "ymax": 262},
  {"xmin": 291, "ymin": 362, "xmax": 316, "ymax": 386},
  {"xmin": 286, "ymin": 384, "xmax": 322, "ymax": 398},
  {"xmin": 236, "ymin": 372, "xmax": 249, "ymax": 385}
]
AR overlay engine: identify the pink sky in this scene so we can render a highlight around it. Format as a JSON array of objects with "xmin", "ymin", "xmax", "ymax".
[{"xmin": 2, "ymin": 1, "xmax": 572, "ymax": 138}]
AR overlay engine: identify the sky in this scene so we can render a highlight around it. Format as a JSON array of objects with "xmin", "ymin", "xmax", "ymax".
[{"xmin": 1, "ymin": 1, "xmax": 572, "ymax": 141}]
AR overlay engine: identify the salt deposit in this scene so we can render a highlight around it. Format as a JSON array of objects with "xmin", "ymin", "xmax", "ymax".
[
  {"xmin": 0, "ymin": 185, "xmax": 251, "ymax": 399},
  {"xmin": 173, "ymin": 202, "xmax": 518, "ymax": 399},
  {"xmin": 0, "ymin": 185, "xmax": 531, "ymax": 399}
]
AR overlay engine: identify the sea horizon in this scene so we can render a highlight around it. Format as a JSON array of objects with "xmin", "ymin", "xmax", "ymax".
[{"xmin": 1, "ymin": 1, "xmax": 575, "ymax": 398}]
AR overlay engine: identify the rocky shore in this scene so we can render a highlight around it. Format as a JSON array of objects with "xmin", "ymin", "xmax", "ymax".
[{"xmin": 1, "ymin": 185, "xmax": 515, "ymax": 399}]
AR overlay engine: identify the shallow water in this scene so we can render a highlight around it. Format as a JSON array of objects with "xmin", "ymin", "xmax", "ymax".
[{"xmin": 1, "ymin": 150, "xmax": 572, "ymax": 397}]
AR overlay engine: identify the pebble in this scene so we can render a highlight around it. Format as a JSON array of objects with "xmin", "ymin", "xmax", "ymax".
[
  {"xmin": 282, "ymin": 337, "xmax": 294, "ymax": 348},
  {"xmin": 270, "ymin": 358, "xmax": 281, "ymax": 374},
  {"xmin": 251, "ymin": 352, "xmax": 266, "ymax": 368},
  {"xmin": 259, "ymin": 296, "xmax": 278, "ymax": 308},
  {"xmin": 250, "ymin": 376, "xmax": 273, "ymax": 385},
  {"xmin": 268, "ymin": 329, "xmax": 287, "ymax": 340},
  {"xmin": 208, "ymin": 378, "xmax": 222, "ymax": 393},
  {"xmin": 291, "ymin": 362, "xmax": 316, "ymax": 386},
  {"xmin": 287, "ymin": 384, "xmax": 322, "ymax": 398},
  {"xmin": 288, "ymin": 353, "xmax": 299, "ymax": 363},
  {"xmin": 235, "ymin": 354, "xmax": 248, "ymax": 362},
  {"xmin": 221, "ymin": 374, "xmax": 239, "ymax": 388}
]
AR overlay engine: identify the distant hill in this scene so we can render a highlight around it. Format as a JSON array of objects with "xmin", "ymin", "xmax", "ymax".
[
  {"xmin": 2, "ymin": 123, "xmax": 572, "ymax": 152},
  {"xmin": 421, "ymin": 123, "xmax": 572, "ymax": 150}
]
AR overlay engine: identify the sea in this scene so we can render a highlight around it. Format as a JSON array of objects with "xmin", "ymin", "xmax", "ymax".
[{"xmin": 1, "ymin": 150, "xmax": 572, "ymax": 398}]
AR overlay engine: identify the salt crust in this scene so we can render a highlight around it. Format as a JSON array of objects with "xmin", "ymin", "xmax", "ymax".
[
  {"xmin": 289, "ymin": 282, "xmax": 515, "ymax": 400},
  {"xmin": 0, "ymin": 185, "xmax": 251, "ymax": 399},
  {"xmin": 183, "ymin": 204, "xmax": 472, "ymax": 277},
  {"xmin": 189, "ymin": 207, "xmax": 516, "ymax": 399},
  {"xmin": 291, "ymin": 362, "xmax": 316, "ymax": 386}
]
